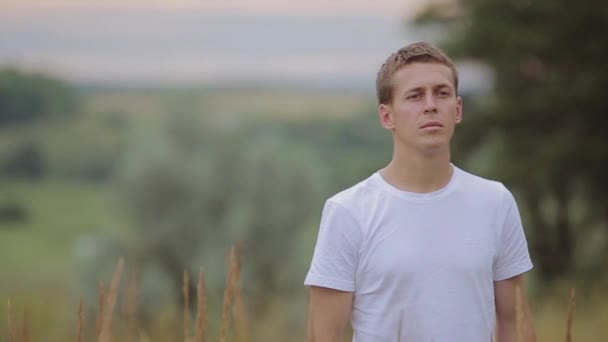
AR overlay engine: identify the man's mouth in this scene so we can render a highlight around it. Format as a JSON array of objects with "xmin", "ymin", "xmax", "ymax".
[{"xmin": 420, "ymin": 121, "xmax": 444, "ymax": 129}]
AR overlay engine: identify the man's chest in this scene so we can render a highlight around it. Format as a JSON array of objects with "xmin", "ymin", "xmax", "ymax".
[{"xmin": 357, "ymin": 205, "xmax": 498, "ymax": 284}]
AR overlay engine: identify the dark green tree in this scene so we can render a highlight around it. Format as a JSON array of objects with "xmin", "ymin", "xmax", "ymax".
[
  {"xmin": 0, "ymin": 68, "xmax": 81, "ymax": 179},
  {"xmin": 0, "ymin": 68, "xmax": 78, "ymax": 126},
  {"xmin": 416, "ymin": 0, "xmax": 608, "ymax": 282}
]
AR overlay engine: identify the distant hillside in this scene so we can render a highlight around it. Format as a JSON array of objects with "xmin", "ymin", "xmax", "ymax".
[{"xmin": 81, "ymin": 86, "xmax": 377, "ymax": 121}]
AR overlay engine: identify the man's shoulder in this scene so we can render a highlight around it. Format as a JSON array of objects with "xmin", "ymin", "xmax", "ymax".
[
  {"xmin": 455, "ymin": 165, "xmax": 510, "ymax": 199},
  {"xmin": 326, "ymin": 172, "xmax": 381, "ymax": 211}
]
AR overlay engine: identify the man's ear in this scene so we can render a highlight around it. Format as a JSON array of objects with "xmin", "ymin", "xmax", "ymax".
[
  {"xmin": 379, "ymin": 103, "xmax": 394, "ymax": 131},
  {"xmin": 455, "ymin": 96, "xmax": 463, "ymax": 124}
]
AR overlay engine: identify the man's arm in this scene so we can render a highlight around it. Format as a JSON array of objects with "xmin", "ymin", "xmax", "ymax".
[
  {"xmin": 308, "ymin": 286, "xmax": 353, "ymax": 342},
  {"xmin": 494, "ymin": 274, "xmax": 536, "ymax": 342}
]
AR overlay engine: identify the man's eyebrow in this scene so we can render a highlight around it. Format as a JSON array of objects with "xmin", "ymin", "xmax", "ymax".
[
  {"xmin": 404, "ymin": 84, "xmax": 453, "ymax": 94},
  {"xmin": 434, "ymin": 83, "xmax": 453, "ymax": 90},
  {"xmin": 403, "ymin": 87, "xmax": 423, "ymax": 94}
]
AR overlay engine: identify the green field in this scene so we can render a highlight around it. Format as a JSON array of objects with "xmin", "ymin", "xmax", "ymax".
[{"xmin": 1, "ymin": 87, "xmax": 607, "ymax": 341}]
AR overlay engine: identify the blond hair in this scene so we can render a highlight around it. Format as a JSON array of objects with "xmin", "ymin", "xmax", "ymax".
[{"xmin": 376, "ymin": 41, "xmax": 459, "ymax": 105}]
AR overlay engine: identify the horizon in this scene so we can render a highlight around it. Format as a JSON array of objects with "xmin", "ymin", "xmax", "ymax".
[{"xmin": 0, "ymin": 1, "xmax": 491, "ymax": 92}]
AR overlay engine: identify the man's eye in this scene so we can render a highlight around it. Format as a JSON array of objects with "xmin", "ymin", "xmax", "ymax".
[
  {"xmin": 407, "ymin": 94, "xmax": 421, "ymax": 100},
  {"xmin": 437, "ymin": 90, "xmax": 450, "ymax": 97}
]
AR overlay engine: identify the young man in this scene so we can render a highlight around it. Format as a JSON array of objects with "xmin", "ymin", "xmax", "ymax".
[{"xmin": 304, "ymin": 42, "xmax": 536, "ymax": 342}]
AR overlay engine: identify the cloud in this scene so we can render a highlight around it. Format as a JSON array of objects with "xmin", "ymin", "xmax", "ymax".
[
  {"xmin": 1, "ymin": 10, "xmax": 418, "ymax": 88},
  {"xmin": 1, "ymin": 0, "xmax": 426, "ymax": 17}
]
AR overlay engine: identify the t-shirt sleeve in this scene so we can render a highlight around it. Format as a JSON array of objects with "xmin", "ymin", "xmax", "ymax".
[
  {"xmin": 493, "ymin": 186, "xmax": 534, "ymax": 281},
  {"xmin": 304, "ymin": 199, "xmax": 363, "ymax": 292}
]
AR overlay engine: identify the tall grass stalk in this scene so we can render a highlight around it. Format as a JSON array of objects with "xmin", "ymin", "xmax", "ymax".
[
  {"xmin": 23, "ymin": 309, "xmax": 29, "ymax": 342},
  {"xmin": 233, "ymin": 243, "xmax": 248, "ymax": 342},
  {"xmin": 77, "ymin": 299, "xmax": 84, "ymax": 342},
  {"xmin": 220, "ymin": 246, "xmax": 237, "ymax": 342},
  {"xmin": 183, "ymin": 270, "xmax": 192, "ymax": 342},
  {"xmin": 565, "ymin": 288, "xmax": 576, "ymax": 342},
  {"xmin": 99, "ymin": 258, "xmax": 124, "ymax": 342},
  {"xmin": 196, "ymin": 267, "xmax": 208, "ymax": 342},
  {"xmin": 8, "ymin": 300, "xmax": 15, "ymax": 342},
  {"xmin": 123, "ymin": 267, "xmax": 140, "ymax": 341},
  {"xmin": 96, "ymin": 281, "xmax": 106, "ymax": 337}
]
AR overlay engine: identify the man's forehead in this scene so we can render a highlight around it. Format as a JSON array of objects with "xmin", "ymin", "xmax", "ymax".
[{"xmin": 393, "ymin": 63, "xmax": 456, "ymax": 89}]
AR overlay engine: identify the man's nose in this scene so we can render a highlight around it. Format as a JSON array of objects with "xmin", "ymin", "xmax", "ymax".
[{"xmin": 424, "ymin": 93, "xmax": 438, "ymax": 114}]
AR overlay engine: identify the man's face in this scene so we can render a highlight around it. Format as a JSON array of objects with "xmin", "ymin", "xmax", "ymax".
[{"xmin": 379, "ymin": 62, "xmax": 463, "ymax": 154}]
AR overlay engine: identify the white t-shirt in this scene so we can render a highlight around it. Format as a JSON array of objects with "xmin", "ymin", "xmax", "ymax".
[{"xmin": 304, "ymin": 164, "xmax": 533, "ymax": 342}]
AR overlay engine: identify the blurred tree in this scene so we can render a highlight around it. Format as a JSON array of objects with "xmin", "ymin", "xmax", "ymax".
[
  {"xmin": 0, "ymin": 141, "xmax": 45, "ymax": 179},
  {"xmin": 44, "ymin": 113, "xmax": 127, "ymax": 181},
  {"xmin": 0, "ymin": 68, "xmax": 82, "ymax": 179},
  {"xmin": 0, "ymin": 68, "xmax": 79, "ymax": 126},
  {"xmin": 415, "ymin": 0, "xmax": 608, "ymax": 282},
  {"xmin": 0, "ymin": 200, "xmax": 28, "ymax": 225},
  {"xmin": 116, "ymin": 112, "xmax": 327, "ymax": 314},
  {"xmin": 245, "ymin": 108, "xmax": 393, "ymax": 192}
]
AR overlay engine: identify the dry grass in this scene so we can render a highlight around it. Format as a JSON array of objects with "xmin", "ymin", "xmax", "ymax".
[
  {"xmin": 220, "ymin": 246, "xmax": 238, "ymax": 342},
  {"xmin": 183, "ymin": 270, "xmax": 191, "ymax": 342},
  {"xmin": 23, "ymin": 309, "xmax": 29, "ymax": 342},
  {"xmin": 98, "ymin": 258, "xmax": 124, "ymax": 342},
  {"xmin": 20, "ymin": 245, "xmax": 245, "ymax": 342},
  {"xmin": 8, "ymin": 300, "xmax": 15, "ymax": 342},
  {"xmin": 77, "ymin": 299, "xmax": 85, "ymax": 342},
  {"xmin": 123, "ymin": 266, "xmax": 140, "ymax": 341},
  {"xmin": 76, "ymin": 250, "xmax": 242, "ymax": 342},
  {"xmin": 6, "ymin": 302, "xmax": 30, "ymax": 342},
  {"xmin": 233, "ymin": 243, "xmax": 248, "ymax": 342},
  {"xmin": 96, "ymin": 281, "xmax": 105, "ymax": 337},
  {"xmin": 566, "ymin": 288, "xmax": 576, "ymax": 342},
  {"xmin": 3, "ymin": 248, "xmax": 585, "ymax": 342},
  {"xmin": 196, "ymin": 267, "xmax": 208, "ymax": 342}
]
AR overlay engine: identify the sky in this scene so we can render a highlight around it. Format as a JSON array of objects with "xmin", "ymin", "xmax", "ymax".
[
  {"xmin": 0, "ymin": 0, "xmax": 428, "ymax": 16},
  {"xmin": 0, "ymin": 0, "xmax": 479, "ymax": 91}
]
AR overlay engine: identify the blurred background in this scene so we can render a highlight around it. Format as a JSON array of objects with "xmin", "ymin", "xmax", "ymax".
[{"xmin": 0, "ymin": 0, "xmax": 607, "ymax": 340}]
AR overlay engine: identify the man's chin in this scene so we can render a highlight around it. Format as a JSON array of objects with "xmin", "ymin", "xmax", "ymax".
[
  {"xmin": 418, "ymin": 138, "xmax": 451, "ymax": 154},
  {"xmin": 422, "ymin": 134, "xmax": 450, "ymax": 146},
  {"xmin": 394, "ymin": 134, "xmax": 451, "ymax": 154}
]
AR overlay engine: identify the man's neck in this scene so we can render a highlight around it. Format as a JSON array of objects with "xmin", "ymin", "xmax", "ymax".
[{"xmin": 381, "ymin": 145, "xmax": 453, "ymax": 194}]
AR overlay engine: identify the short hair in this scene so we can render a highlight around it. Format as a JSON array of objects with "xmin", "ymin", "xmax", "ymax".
[{"xmin": 376, "ymin": 41, "xmax": 459, "ymax": 105}]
